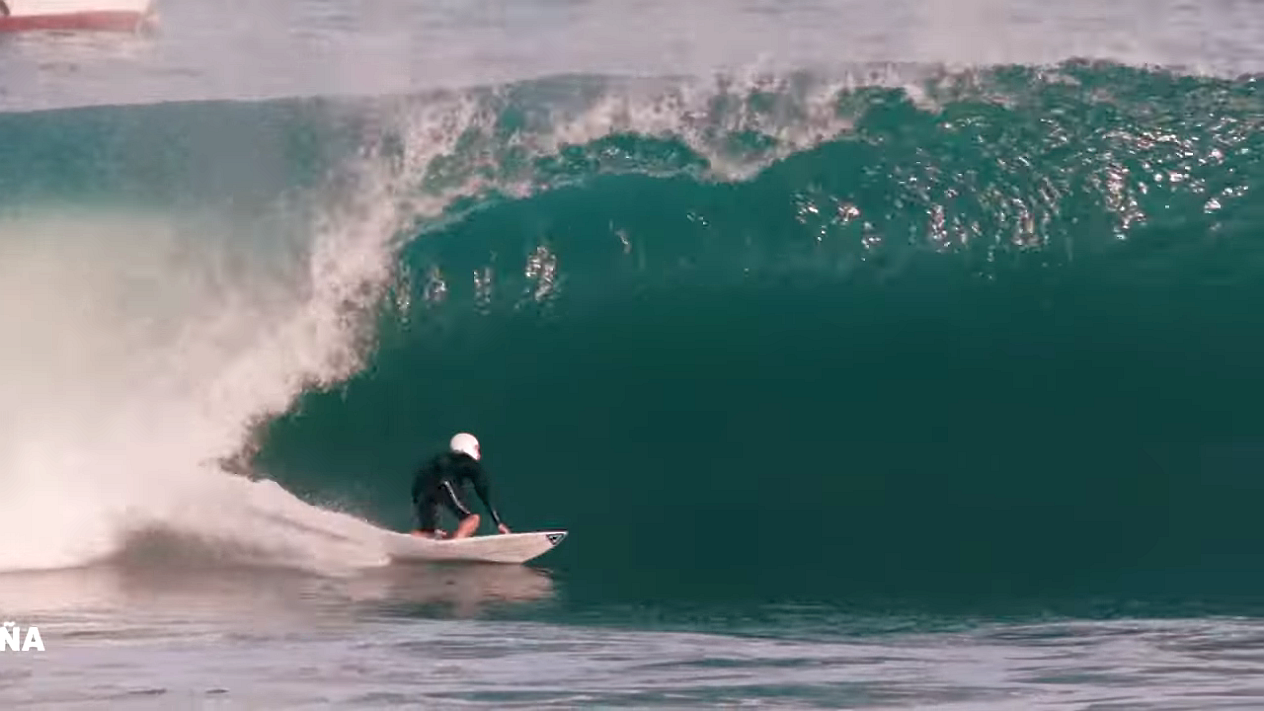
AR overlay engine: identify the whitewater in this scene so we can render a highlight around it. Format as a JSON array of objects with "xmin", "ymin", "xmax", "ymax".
[
  {"xmin": 0, "ymin": 5, "xmax": 953, "ymax": 577},
  {"xmin": 0, "ymin": 73, "xmax": 870, "ymax": 574},
  {"xmin": 3, "ymin": 0, "xmax": 1264, "ymax": 708}
]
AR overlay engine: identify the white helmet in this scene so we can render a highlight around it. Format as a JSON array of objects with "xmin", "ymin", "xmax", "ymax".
[{"xmin": 450, "ymin": 432, "xmax": 481, "ymax": 460}]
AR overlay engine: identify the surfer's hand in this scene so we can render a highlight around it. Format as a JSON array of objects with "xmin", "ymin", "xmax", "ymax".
[{"xmin": 498, "ymin": 523, "xmax": 511, "ymax": 534}]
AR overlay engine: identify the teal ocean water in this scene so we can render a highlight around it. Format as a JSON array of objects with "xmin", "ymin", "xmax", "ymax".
[{"xmin": 3, "ymin": 2, "xmax": 1264, "ymax": 707}]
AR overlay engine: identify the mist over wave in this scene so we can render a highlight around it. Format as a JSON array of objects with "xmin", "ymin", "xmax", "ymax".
[{"xmin": 0, "ymin": 98, "xmax": 410, "ymax": 573}]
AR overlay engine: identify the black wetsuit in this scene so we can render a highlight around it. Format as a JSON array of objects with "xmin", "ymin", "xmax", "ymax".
[{"xmin": 411, "ymin": 451, "xmax": 503, "ymax": 533}]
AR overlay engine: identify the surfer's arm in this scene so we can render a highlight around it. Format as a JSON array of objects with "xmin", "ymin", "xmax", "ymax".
[{"xmin": 470, "ymin": 467, "xmax": 505, "ymax": 529}]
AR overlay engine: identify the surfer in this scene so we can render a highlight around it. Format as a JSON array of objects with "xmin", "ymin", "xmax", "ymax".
[{"xmin": 411, "ymin": 433, "xmax": 511, "ymax": 539}]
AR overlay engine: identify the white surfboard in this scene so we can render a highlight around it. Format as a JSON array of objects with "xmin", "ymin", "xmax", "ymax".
[{"xmin": 384, "ymin": 530, "xmax": 567, "ymax": 564}]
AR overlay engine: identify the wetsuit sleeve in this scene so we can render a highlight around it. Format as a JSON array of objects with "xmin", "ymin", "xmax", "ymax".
[{"xmin": 470, "ymin": 463, "xmax": 504, "ymax": 527}]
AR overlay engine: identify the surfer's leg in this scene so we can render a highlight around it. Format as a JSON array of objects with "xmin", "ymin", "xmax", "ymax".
[
  {"xmin": 413, "ymin": 498, "xmax": 441, "ymax": 537},
  {"xmin": 439, "ymin": 480, "xmax": 480, "ymax": 539},
  {"xmin": 452, "ymin": 513, "xmax": 480, "ymax": 539}
]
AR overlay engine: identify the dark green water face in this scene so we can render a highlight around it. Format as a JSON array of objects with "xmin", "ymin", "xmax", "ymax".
[{"xmin": 253, "ymin": 63, "xmax": 1264, "ymax": 613}]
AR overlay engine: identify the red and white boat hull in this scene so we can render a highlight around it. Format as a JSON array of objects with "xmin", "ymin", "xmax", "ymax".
[{"xmin": 0, "ymin": 0, "xmax": 153, "ymax": 32}]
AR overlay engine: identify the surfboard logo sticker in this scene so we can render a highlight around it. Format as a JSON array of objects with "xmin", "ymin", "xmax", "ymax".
[{"xmin": 546, "ymin": 533, "xmax": 565, "ymax": 546}]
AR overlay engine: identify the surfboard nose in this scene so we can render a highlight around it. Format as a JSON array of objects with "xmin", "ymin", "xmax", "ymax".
[{"xmin": 545, "ymin": 532, "xmax": 567, "ymax": 546}]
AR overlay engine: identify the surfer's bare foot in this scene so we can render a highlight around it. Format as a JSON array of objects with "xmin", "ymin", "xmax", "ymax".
[{"xmin": 498, "ymin": 523, "xmax": 511, "ymax": 534}]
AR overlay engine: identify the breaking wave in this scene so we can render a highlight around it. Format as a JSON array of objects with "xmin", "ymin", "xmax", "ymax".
[{"xmin": 3, "ymin": 62, "xmax": 1263, "ymax": 605}]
